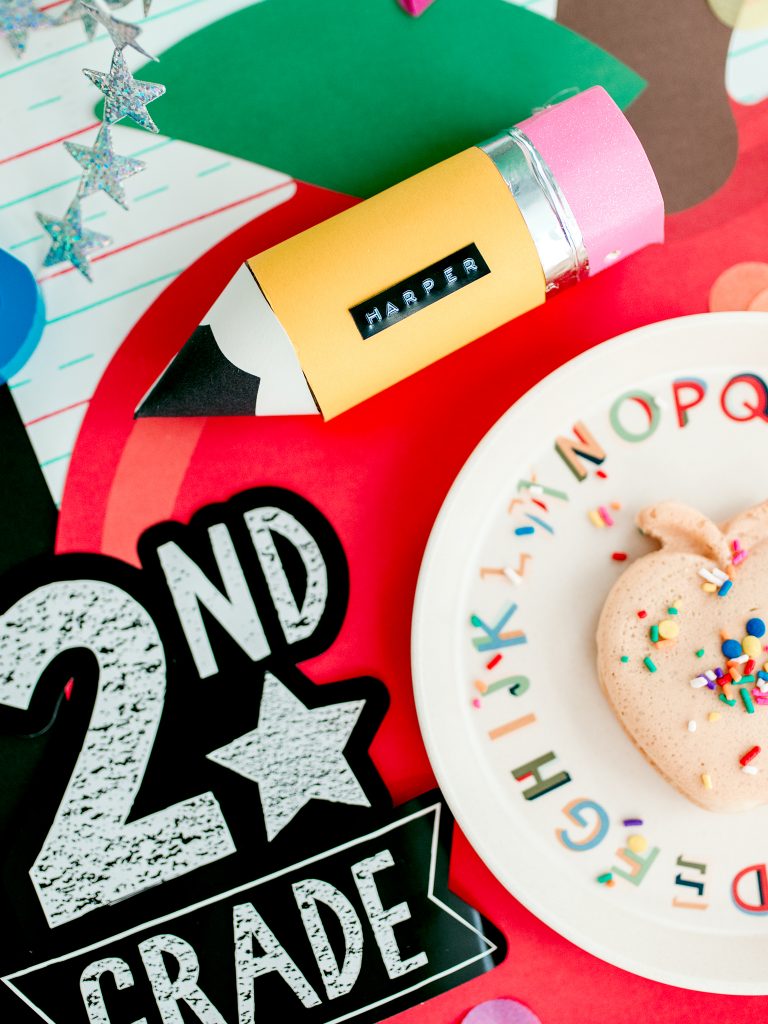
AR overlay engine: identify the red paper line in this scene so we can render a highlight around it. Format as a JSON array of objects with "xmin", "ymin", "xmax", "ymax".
[
  {"xmin": 39, "ymin": 0, "xmax": 70, "ymax": 9},
  {"xmin": 0, "ymin": 121, "xmax": 101, "ymax": 167},
  {"xmin": 37, "ymin": 180, "xmax": 296, "ymax": 281},
  {"xmin": 25, "ymin": 398, "xmax": 91, "ymax": 428}
]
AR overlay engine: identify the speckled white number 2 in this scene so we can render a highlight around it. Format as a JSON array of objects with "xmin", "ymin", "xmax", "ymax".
[{"xmin": 0, "ymin": 580, "xmax": 236, "ymax": 928}]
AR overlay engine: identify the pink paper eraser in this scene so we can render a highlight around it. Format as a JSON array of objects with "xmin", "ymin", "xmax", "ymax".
[
  {"xmin": 397, "ymin": 0, "xmax": 437, "ymax": 15},
  {"xmin": 519, "ymin": 86, "xmax": 664, "ymax": 276}
]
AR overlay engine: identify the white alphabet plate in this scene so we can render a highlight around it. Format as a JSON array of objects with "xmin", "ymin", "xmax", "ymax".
[{"xmin": 412, "ymin": 311, "xmax": 768, "ymax": 995}]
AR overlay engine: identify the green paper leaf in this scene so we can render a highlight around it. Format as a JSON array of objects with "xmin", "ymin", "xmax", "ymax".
[{"xmin": 102, "ymin": 0, "xmax": 645, "ymax": 197}]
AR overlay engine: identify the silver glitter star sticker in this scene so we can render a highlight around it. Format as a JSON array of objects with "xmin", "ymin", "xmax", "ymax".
[
  {"xmin": 81, "ymin": 1, "xmax": 156, "ymax": 61},
  {"xmin": 64, "ymin": 125, "xmax": 145, "ymax": 209},
  {"xmin": 83, "ymin": 48, "xmax": 165, "ymax": 132},
  {"xmin": 0, "ymin": 0, "xmax": 51, "ymax": 57},
  {"xmin": 55, "ymin": 0, "xmax": 98, "ymax": 41},
  {"xmin": 206, "ymin": 672, "xmax": 370, "ymax": 841},
  {"xmin": 36, "ymin": 198, "xmax": 112, "ymax": 281}
]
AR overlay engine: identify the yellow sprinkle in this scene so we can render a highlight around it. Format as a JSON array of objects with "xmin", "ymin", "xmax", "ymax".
[
  {"xmin": 702, "ymin": 582, "xmax": 716, "ymax": 593},
  {"xmin": 701, "ymin": 773, "xmax": 713, "ymax": 790},
  {"xmin": 658, "ymin": 619, "xmax": 679, "ymax": 640},
  {"xmin": 708, "ymin": 712, "xmax": 721, "ymax": 722},
  {"xmin": 627, "ymin": 834, "xmax": 648, "ymax": 854},
  {"xmin": 588, "ymin": 509, "xmax": 604, "ymax": 528},
  {"xmin": 764, "ymin": 661, "xmax": 768, "ymax": 673},
  {"xmin": 742, "ymin": 635, "xmax": 762, "ymax": 659}
]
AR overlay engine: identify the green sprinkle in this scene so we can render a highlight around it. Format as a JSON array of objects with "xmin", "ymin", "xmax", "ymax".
[
  {"xmin": 650, "ymin": 624, "xmax": 659, "ymax": 642},
  {"xmin": 596, "ymin": 872, "xmax": 613, "ymax": 884},
  {"xmin": 620, "ymin": 655, "xmax": 629, "ymax": 663},
  {"xmin": 696, "ymin": 649, "xmax": 705, "ymax": 658},
  {"xmin": 518, "ymin": 480, "xmax": 568, "ymax": 501},
  {"xmin": 742, "ymin": 688, "xmax": 755, "ymax": 714},
  {"xmin": 668, "ymin": 607, "xmax": 678, "ymax": 615},
  {"xmin": 644, "ymin": 656, "xmax": 657, "ymax": 673},
  {"xmin": 470, "ymin": 615, "xmax": 483, "ymax": 627},
  {"xmin": 739, "ymin": 675, "xmax": 756, "ymax": 685},
  {"xmin": 719, "ymin": 694, "xmax": 737, "ymax": 707}
]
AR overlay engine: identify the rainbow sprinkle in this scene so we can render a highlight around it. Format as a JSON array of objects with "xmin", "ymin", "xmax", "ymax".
[
  {"xmin": 598, "ymin": 506, "xmax": 614, "ymax": 526},
  {"xmin": 732, "ymin": 538, "xmax": 748, "ymax": 567},
  {"xmin": 740, "ymin": 746, "xmax": 761, "ymax": 766}
]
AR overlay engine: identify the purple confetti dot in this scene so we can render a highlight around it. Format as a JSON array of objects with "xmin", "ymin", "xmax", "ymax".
[{"xmin": 463, "ymin": 999, "xmax": 542, "ymax": 1024}]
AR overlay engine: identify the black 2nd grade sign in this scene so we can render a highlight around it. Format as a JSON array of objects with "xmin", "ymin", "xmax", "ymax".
[{"xmin": 0, "ymin": 488, "xmax": 503, "ymax": 1024}]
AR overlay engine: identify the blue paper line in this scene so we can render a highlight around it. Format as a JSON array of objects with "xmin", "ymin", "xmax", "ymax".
[
  {"xmin": 40, "ymin": 452, "xmax": 71, "ymax": 468},
  {"xmin": 197, "ymin": 161, "xmax": 232, "ymax": 178},
  {"xmin": 134, "ymin": 185, "xmax": 170, "ymax": 202},
  {"xmin": 58, "ymin": 354, "xmax": 94, "ymax": 370},
  {"xmin": 27, "ymin": 95, "xmax": 62, "ymax": 111},
  {"xmin": 46, "ymin": 270, "xmax": 181, "ymax": 324}
]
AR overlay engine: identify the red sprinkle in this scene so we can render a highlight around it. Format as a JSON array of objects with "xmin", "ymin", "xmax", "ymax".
[
  {"xmin": 746, "ymin": 659, "xmax": 756, "ymax": 675},
  {"xmin": 740, "ymin": 746, "xmax": 761, "ymax": 766},
  {"xmin": 596, "ymin": 470, "xmax": 608, "ymax": 479},
  {"xmin": 637, "ymin": 610, "xmax": 647, "ymax": 619},
  {"xmin": 612, "ymin": 552, "xmax": 628, "ymax": 561},
  {"xmin": 486, "ymin": 653, "xmax": 502, "ymax": 670},
  {"xmin": 63, "ymin": 678, "xmax": 74, "ymax": 701}
]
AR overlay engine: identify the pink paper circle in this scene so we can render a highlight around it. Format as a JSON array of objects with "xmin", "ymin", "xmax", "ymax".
[{"xmin": 463, "ymin": 998, "xmax": 543, "ymax": 1024}]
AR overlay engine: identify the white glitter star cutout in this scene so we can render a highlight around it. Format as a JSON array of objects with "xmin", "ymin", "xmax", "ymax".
[
  {"xmin": 64, "ymin": 125, "xmax": 145, "ymax": 208},
  {"xmin": 36, "ymin": 198, "xmax": 112, "ymax": 281},
  {"xmin": 207, "ymin": 673, "xmax": 370, "ymax": 841},
  {"xmin": 55, "ymin": 0, "xmax": 98, "ymax": 41},
  {"xmin": 102, "ymin": 0, "xmax": 144, "ymax": 10},
  {"xmin": 26, "ymin": 0, "xmax": 165, "ymax": 278},
  {"xmin": 0, "ymin": 0, "xmax": 50, "ymax": 57},
  {"xmin": 84, "ymin": 47, "xmax": 165, "ymax": 132},
  {"xmin": 81, "ymin": 1, "xmax": 155, "ymax": 61}
]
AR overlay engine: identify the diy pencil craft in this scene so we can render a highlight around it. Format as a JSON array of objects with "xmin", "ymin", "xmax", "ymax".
[{"xmin": 137, "ymin": 87, "xmax": 664, "ymax": 421}]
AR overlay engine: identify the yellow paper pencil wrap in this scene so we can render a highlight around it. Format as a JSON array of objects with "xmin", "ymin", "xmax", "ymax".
[
  {"xmin": 137, "ymin": 90, "xmax": 664, "ymax": 423},
  {"xmin": 249, "ymin": 147, "xmax": 546, "ymax": 420}
]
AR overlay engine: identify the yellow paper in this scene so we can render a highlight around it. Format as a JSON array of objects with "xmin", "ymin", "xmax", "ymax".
[{"xmin": 249, "ymin": 147, "xmax": 546, "ymax": 419}]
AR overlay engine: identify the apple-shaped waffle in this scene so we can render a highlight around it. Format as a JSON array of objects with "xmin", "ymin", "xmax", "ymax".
[{"xmin": 597, "ymin": 501, "xmax": 768, "ymax": 811}]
